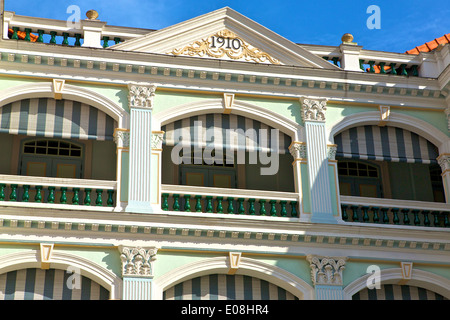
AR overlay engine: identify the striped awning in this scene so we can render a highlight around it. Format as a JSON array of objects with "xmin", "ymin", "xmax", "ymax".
[
  {"xmin": 0, "ymin": 268, "xmax": 109, "ymax": 300},
  {"xmin": 162, "ymin": 113, "xmax": 292, "ymax": 154},
  {"xmin": 0, "ymin": 98, "xmax": 116, "ymax": 141},
  {"xmin": 334, "ymin": 125, "xmax": 438, "ymax": 164}
]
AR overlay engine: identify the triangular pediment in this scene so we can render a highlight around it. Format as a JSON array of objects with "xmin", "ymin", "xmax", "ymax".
[{"xmin": 111, "ymin": 7, "xmax": 338, "ymax": 69}]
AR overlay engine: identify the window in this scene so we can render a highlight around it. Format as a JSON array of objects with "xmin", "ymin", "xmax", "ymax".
[
  {"xmin": 23, "ymin": 140, "xmax": 82, "ymax": 157},
  {"xmin": 338, "ymin": 160, "xmax": 382, "ymax": 198}
]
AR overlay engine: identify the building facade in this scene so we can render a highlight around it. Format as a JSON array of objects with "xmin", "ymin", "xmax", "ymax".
[{"xmin": 0, "ymin": 7, "xmax": 449, "ymax": 301}]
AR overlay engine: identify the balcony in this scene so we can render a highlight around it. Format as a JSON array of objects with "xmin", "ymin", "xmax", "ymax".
[
  {"xmin": 161, "ymin": 184, "xmax": 299, "ymax": 220},
  {"xmin": 341, "ymin": 195, "xmax": 449, "ymax": 228},
  {"xmin": 0, "ymin": 174, "xmax": 116, "ymax": 211}
]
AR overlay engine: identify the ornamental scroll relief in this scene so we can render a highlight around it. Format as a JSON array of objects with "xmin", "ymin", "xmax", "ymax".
[{"xmin": 168, "ymin": 29, "xmax": 281, "ymax": 65}]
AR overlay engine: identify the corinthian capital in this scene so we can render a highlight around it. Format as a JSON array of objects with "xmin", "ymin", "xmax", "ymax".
[
  {"xmin": 128, "ymin": 83, "xmax": 157, "ymax": 109},
  {"xmin": 119, "ymin": 245, "xmax": 159, "ymax": 278},
  {"xmin": 300, "ymin": 97, "xmax": 328, "ymax": 122},
  {"xmin": 306, "ymin": 255, "xmax": 347, "ymax": 286},
  {"xmin": 438, "ymin": 154, "xmax": 450, "ymax": 172}
]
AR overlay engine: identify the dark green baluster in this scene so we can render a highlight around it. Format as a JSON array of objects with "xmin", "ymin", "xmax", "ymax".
[
  {"xmin": 341, "ymin": 204, "xmax": 348, "ymax": 221},
  {"xmin": 372, "ymin": 207, "xmax": 379, "ymax": 223},
  {"xmin": 399, "ymin": 64, "xmax": 408, "ymax": 76},
  {"xmin": 102, "ymin": 36, "xmax": 109, "ymax": 48},
  {"xmin": 9, "ymin": 184, "xmax": 18, "ymax": 201},
  {"xmin": 195, "ymin": 195, "xmax": 202, "ymax": 212},
  {"xmin": 74, "ymin": 34, "xmax": 82, "ymax": 46},
  {"xmin": 237, "ymin": 198, "xmax": 245, "ymax": 215},
  {"xmin": 389, "ymin": 63, "xmax": 397, "ymax": 75},
  {"xmin": 84, "ymin": 188, "xmax": 92, "ymax": 205},
  {"xmin": 359, "ymin": 59, "xmax": 365, "ymax": 71},
  {"xmin": 422, "ymin": 210, "xmax": 430, "ymax": 226},
  {"xmin": 11, "ymin": 27, "xmax": 19, "ymax": 40},
  {"xmin": 72, "ymin": 188, "xmax": 79, "ymax": 205},
  {"xmin": 35, "ymin": 186, "xmax": 42, "ymax": 203},
  {"xmin": 362, "ymin": 206, "xmax": 370, "ymax": 222},
  {"xmin": 280, "ymin": 201, "xmax": 287, "ymax": 217},
  {"xmin": 114, "ymin": 37, "xmax": 121, "ymax": 45},
  {"xmin": 37, "ymin": 30, "xmax": 44, "ymax": 43},
  {"xmin": 412, "ymin": 209, "xmax": 420, "ymax": 226},
  {"xmin": 172, "ymin": 194, "xmax": 180, "ymax": 211},
  {"xmin": 161, "ymin": 193, "xmax": 169, "ymax": 211},
  {"xmin": 368, "ymin": 61, "xmax": 375, "ymax": 73},
  {"xmin": 259, "ymin": 199, "xmax": 267, "ymax": 216},
  {"xmin": 248, "ymin": 199, "xmax": 256, "ymax": 215},
  {"xmin": 444, "ymin": 212, "xmax": 449, "ymax": 228},
  {"xmin": 62, "ymin": 32, "xmax": 69, "ymax": 45},
  {"xmin": 184, "ymin": 194, "xmax": 191, "ymax": 212},
  {"xmin": 24, "ymin": 28, "xmax": 31, "ymax": 42},
  {"xmin": 47, "ymin": 187, "xmax": 55, "ymax": 203},
  {"xmin": 270, "ymin": 200, "xmax": 277, "ymax": 217},
  {"xmin": 381, "ymin": 208, "xmax": 389, "ymax": 224},
  {"xmin": 431, "ymin": 211, "xmax": 440, "ymax": 227},
  {"xmin": 205, "ymin": 196, "xmax": 213, "ymax": 213},
  {"xmin": 379, "ymin": 62, "xmax": 386, "ymax": 74},
  {"xmin": 331, "ymin": 57, "xmax": 339, "ymax": 66},
  {"xmin": 60, "ymin": 187, "xmax": 67, "ymax": 204},
  {"xmin": 0, "ymin": 183, "xmax": 6, "ymax": 200},
  {"xmin": 50, "ymin": 31, "xmax": 57, "ymax": 44},
  {"xmin": 107, "ymin": 190, "xmax": 114, "ymax": 207},
  {"xmin": 401, "ymin": 209, "xmax": 410, "ymax": 225},
  {"xmin": 22, "ymin": 185, "xmax": 30, "ymax": 202},
  {"xmin": 411, "ymin": 65, "xmax": 418, "ymax": 76},
  {"xmin": 290, "ymin": 201, "xmax": 298, "ymax": 218},
  {"xmin": 95, "ymin": 189, "xmax": 103, "ymax": 206},
  {"xmin": 351, "ymin": 205, "xmax": 359, "ymax": 222},
  {"xmin": 392, "ymin": 208, "xmax": 400, "ymax": 225},
  {"xmin": 226, "ymin": 197, "xmax": 234, "ymax": 214},
  {"xmin": 216, "ymin": 196, "xmax": 223, "ymax": 213}
]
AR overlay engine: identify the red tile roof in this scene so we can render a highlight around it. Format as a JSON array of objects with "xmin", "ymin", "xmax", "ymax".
[{"xmin": 405, "ymin": 33, "xmax": 450, "ymax": 54}]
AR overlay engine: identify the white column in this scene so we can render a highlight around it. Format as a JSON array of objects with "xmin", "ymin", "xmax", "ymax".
[
  {"xmin": 126, "ymin": 84, "xmax": 157, "ymax": 213},
  {"xmin": 300, "ymin": 97, "xmax": 336, "ymax": 224},
  {"xmin": 438, "ymin": 154, "xmax": 450, "ymax": 203}
]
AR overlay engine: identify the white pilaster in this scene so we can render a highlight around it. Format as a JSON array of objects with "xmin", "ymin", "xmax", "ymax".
[
  {"xmin": 126, "ymin": 83, "xmax": 157, "ymax": 213},
  {"xmin": 300, "ymin": 97, "xmax": 337, "ymax": 224}
]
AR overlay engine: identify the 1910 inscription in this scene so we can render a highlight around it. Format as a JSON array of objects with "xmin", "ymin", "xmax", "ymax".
[{"xmin": 210, "ymin": 36, "xmax": 242, "ymax": 50}]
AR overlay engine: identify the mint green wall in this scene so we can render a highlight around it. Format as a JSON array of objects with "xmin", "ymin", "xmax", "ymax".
[
  {"xmin": 300, "ymin": 163, "xmax": 311, "ymax": 214},
  {"xmin": 153, "ymin": 91, "xmax": 222, "ymax": 114},
  {"xmin": 120, "ymin": 152, "xmax": 129, "ymax": 202}
]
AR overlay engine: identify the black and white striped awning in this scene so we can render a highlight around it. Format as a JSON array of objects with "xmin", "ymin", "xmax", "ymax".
[
  {"xmin": 334, "ymin": 125, "xmax": 439, "ymax": 164},
  {"xmin": 162, "ymin": 113, "xmax": 292, "ymax": 154},
  {"xmin": 0, "ymin": 98, "xmax": 116, "ymax": 141}
]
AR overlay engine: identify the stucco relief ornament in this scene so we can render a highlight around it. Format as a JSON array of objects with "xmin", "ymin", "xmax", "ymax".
[
  {"xmin": 119, "ymin": 246, "xmax": 158, "ymax": 277},
  {"xmin": 300, "ymin": 97, "xmax": 327, "ymax": 122},
  {"xmin": 128, "ymin": 84, "xmax": 157, "ymax": 109},
  {"xmin": 306, "ymin": 255, "xmax": 347, "ymax": 286},
  {"xmin": 169, "ymin": 29, "xmax": 280, "ymax": 65},
  {"xmin": 289, "ymin": 142, "xmax": 307, "ymax": 159}
]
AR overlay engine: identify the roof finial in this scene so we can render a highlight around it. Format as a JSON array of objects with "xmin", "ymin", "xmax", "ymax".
[
  {"xmin": 86, "ymin": 10, "xmax": 99, "ymax": 20},
  {"xmin": 341, "ymin": 33, "xmax": 356, "ymax": 45}
]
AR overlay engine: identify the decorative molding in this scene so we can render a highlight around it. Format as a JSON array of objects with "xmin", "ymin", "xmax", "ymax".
[
  {"xmin": 169, "ymin": 29, "xmax": 280, "ymax": 65},
  {"xmin": 223, "ymin": 93, "xmax": 235, "ymax": 114},
  {"xmin": 446, "ymin": 107, "xmax": 450, "ymax": 131},
  {"xmin": 300, "ymin": 97, "xmax": 328, "ymax": 122},
  {"xmin": 400, "ymin": 262, "xmax": 413, "ymax": 282},
  {"xmin": 228, "ymin": 252, "xmax": 242, "ymax": 275},
  {"xmin": 437, "ymin": 154, "xmax": 450, "ymax": 172},
  {"xmin": 306, "ymin": 255, "xmax": 347, "ymax": 286},
  {"xmin": 39, "ymin": 243, "xmax": 54, "ymax": 270},
  {"xmin": 379, "ymin": 105, "xmax": 390, "ymax": 125},
  {"xmin": 152, "ymin": 131, "xmax": 165, "ymax": 150},
  {"xmin": 327, "ymin": 144, "xmax": 337, "ymax": 160},
  {"xmin": 52, "ymin": 79, "xmax": 65, "ymax": 100},
  {"xmin": 289, "ymin": 141, "xmax": 307, "ymax": 160},
  {"xmin": 119, "ymin": 246, "xmax": 159, "ymax": 278},
  {"xmin": 114, "ymin": 129, "xmax": 130, "ymax": 148},
  {"xmin": 127, "ymin": 83, "xmax": 157, "ymax": 109}
]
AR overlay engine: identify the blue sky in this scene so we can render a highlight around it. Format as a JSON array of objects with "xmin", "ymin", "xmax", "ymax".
[{"xmin": 5, "ymin": 0, "xmax": 450, "ymax": 53}]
